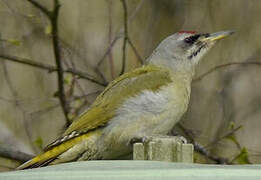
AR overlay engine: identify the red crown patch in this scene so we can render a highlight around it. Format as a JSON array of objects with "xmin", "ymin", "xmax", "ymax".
[{"xmin": 178, "ymin": 31, "xmax": 196, "ymax": 34}]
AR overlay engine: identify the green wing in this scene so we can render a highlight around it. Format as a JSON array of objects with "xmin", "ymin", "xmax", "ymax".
[
  {"xmin": 45, "ymin": 65, "xmax": 172, "ymax": 150},
  {"xmin": 64, "ymin": 65, "xmax": 172, "ymax": 135}
]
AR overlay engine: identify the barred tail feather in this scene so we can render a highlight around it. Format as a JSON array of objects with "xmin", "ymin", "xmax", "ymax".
[{"xmin": 16, "ymin": 132, "xmax": 95, "ymax": 170}]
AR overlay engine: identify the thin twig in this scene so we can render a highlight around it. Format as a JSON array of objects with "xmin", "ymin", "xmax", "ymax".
[
  {"xmin": 59, "ymin": 40, "xmax": 82, "ymax": 104},
  {"xmin": 1, "ymin": 61, "xmax": 37, "ymax": 152},
  {"xmin": 205, "ymin": 125, "xmax": 242, "ymax": 149},
  {"xmin": 176, "ymin": 123, "xmax": 195, "ymax": 143},
  {"xmin": 0, "ymin": 54, "xmax": 106, "ymax": 86},
  {"xmin": 30, "ymin": 104, "xmax": 60, "ymax": 119},
  {"xmin": 127, "ymin": 38, "xmax": 144, "ymax": 64},
  {"xmin": 26, "ymin": 0, "xmax": 71, "ymax": 126},
  {"xmin": 58, "ymin": 39, "xmax": 91, "ymax": 99},
  {"xmin": 58, "ymin": 38, "xmax": 93, "ymax": 74},
  {"xmin": 0, "ymin": 96, "xmax": 16, "ymax": 103},
  {"xmin": 107, "ymin": 0, "xmax": 115, "ymax": 79},
  {"xmin": 120, "ymin": 0, "xmax": 128, "ymax": 75},
  {"xmin": 177, "ymin": 123, "xmax": 229, "ymax": 164},
  {"xmin": 70, "ymin": 99, "xmax": 89, "ymax": 118},
  {"xmin": 0, "ymin": 54, "xmax": 57, "ymax": 71},
  {"xmin": 96, "ymin": 36, "xmax": 121, "ymax": 83},
  {"xmin": 194, "ymin": 61, "xmax": 261, "ymax": 82},
  {"xmin": 129, "ymin": 0, "xmax": 145, "ymax": 21},
  {"xmin": 0, "ymin": 33, "xmax": 37, "ymax": 152},
  {"xmin": 194, "ymin": 142, "xmax": 229, "ymax": 164},
  {"xmin": 51, "ymin": 0, "xmax": 71, "ymax": 126},
  {"xmin": 71, "ymin": 91, "xmax": 102, "ymax": 101},
  {"xmin": 0, "ymin": 145, "xmax": 33, "ymax": 162},
  {"xmin": 96, "ymin": 0, "xmax": 144, "ymax": 79},
  {"xmin": 26, "ymin": 0, "xmax": 51, "ymax": 18},
  {"xmin": 97, "ymin": 37, "xmax": 121, "ymax": 67}
]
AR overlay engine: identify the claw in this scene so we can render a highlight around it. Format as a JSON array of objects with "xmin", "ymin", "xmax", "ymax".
[
  {"xmin": 129, "ymin": 137, "xmax": 143, "ymax": 145},
  {"xmin": 129, "ymin": 136, "xmax": 153, "ymax": 145},
  {"xmin": 178, "ymin": 136, "xmax": 187, "ymax": 144}
]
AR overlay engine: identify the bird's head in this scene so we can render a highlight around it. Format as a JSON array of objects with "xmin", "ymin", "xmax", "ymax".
[{"xmin": 147, "ymin": 30, "xmax": 234, "ymax": 76}]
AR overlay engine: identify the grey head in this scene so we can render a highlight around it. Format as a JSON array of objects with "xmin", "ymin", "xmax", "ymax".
[{"xmin": 147, "ymin": 30, "xmax": 234, "ymax": 77}]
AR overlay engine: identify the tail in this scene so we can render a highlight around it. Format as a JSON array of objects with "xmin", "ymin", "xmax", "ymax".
[{"xmin": 16, "ymin": 132, "xmax": 96, "ymax": 170}]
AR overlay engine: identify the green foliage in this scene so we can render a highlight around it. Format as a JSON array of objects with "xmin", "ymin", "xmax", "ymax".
[
  {"xmin": 226, "ymin": 134, "xmax": 240, "ymax": 148},
  {"xmin": 73, "ymin": 99, "xmax": 84, "ymax": 108},
  {"xmin": 34, "ymin": 136, "xmax": 44, "ymax": 150},
  {"xmin": 228, "ymin": 121, "xmax": 235, "ymax": 129},
  {"xmin": 53, "ymin": 91, "xmax": 59, "ymax": 97},
  {"xmin": 64, "ymin": 74, "xmax": 73, "ymax": 85},
  {"xmin": 232, "ymin": 147, "xmax": 251, "ymax": 164},
  {"xmin": 225, "ymin": 123, "xmax": 242, "ymax": 149},
  {"xmin": 68, "ymin": 113, "xmax": 76, "ymax": 121},
  {"xmin": 26, "ymin": 14, "xmax": 37, "ymax": 18},
  {"xmin": 45, "ymin": 24, "xmax": 52, "ymax": 35},
  {"xmin": 7, "ymin": 39, "xmax": 21, "ymax": 46}
]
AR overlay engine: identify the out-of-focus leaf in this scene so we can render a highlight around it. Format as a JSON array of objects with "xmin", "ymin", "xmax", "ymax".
[
  {"xmin": 26, "ymin": 14, "xmax": 37, "ymax": 18},
  {"xmin": 233, "ymin": 147, "xmax": 251, "ymax": 164},
  {"xmin": 53, "ymin": 91, "xmax": 59, "ymax": 97},
  {"xmin": 228, "ymin": 121, "xmax": 235, "ymax": 129},
  {"xmin": 64, "ymin": 74, "xmax": 73, "ymax": 85},
  {"xmin": 7, "ymin": 39, "xmax": 21, "ymax": 46},
  {"xmin": 73, "ymin": 99, "xmax": 83, "ymax": 108},
  {"xmin": 226, "ymin": 134, "xmax": 241, "ymax": 150},
  {"xmin": 226, "ymin": 134, "xmax": 237, "ymax": 144},
  {"xmin": 45, "ymin": 24, "xmax": 52, "ymax": 35},
  {"xmin": 68, "ymin": 113, "xmax": 76, "ymax": 120},
  {"xmin": 225, "ymin": 125, "xmax": 243, "ymax": 150},
  {"xmin": 34, "ymin": 136, "xmax": 43, "ymax": 150}
]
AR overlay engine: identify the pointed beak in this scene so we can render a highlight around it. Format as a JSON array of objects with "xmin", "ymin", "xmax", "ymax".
[{"xmin": 201, "ymin": 30, "xmax": 235, "ymax": 42}]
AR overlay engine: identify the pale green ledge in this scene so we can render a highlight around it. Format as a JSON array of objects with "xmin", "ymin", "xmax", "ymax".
[{"xmin": 1, "ymin": 161, "xmax": 261, "ymax": 180}]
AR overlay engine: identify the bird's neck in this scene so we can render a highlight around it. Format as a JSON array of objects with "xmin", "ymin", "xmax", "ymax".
[{"xmin": 147, "ymin": 57, "xmax": 195, "ymax": 85}]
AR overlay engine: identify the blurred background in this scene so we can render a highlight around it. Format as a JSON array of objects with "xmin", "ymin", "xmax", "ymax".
[{"xmin": 0, "ymin": 0, "xmax": 261, "ymax": 171}]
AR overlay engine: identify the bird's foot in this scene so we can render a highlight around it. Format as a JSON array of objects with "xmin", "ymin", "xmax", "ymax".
[
  {"xmin": 129, "ymin": 136, "xmax": 154, "ymax": 145},
  {"xmin": 177, "ymin": 135, "xmax": 187, "ymax": 144},
  {"xmin": 129, "ymin": 135, "xmax": 187, "ymax": 146},
  {"xmin": 169, "ymin": 131, "xmax": 188, "ymax": 144}
]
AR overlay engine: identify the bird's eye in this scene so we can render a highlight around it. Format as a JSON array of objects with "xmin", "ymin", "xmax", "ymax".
[
  {"xmin": 184, "ymin": 37, "xmax": 193, "ymax": 44},
  {"xmin": 184, "ymin": 34, "xmax": 200, "ymax": 45}
]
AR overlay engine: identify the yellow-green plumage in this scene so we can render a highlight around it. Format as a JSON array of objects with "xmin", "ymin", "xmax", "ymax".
[
  {"xmin": 17, "ymin": 65, "xmax": 173, "ymax": 169},
  {"xmin": 17, "ymin": 131, "xmax": 100, "ymax": 169},
  {"xmin": 64, "ymin": 65, "xmax": 172, "ymax": 136},
  {"xmin": 17, "ymin": 30, "xmax": 233, "ymax": 169}
]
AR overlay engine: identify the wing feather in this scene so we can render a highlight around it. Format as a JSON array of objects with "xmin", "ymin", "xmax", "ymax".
[{"xmin": 46, "ymin": 65, "xmax": 172, "ymax": 150}]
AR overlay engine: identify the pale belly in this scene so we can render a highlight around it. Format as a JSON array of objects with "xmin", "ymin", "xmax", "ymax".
[{"xmin": 98, "ymin": 85, "xmax": 190, "ymax": 159}]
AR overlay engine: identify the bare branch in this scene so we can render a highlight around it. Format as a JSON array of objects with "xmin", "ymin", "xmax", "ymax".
[
  {"xmin": 0, "ymin": 54, "xmax": 56, "ymax": 71},
  {"xmin": 51, "ymin": 0, "xmax": 71, "ymax": 126},
  {"xmin": 26, "ymin": 0, "xmax": 71, "ymax": 126},
  {"xmin": 194, "ymin": 61, "xmax": 261, "ymax": 82},
  {"xmin": 26, "ymin": 0, "xmax": 51, "ymax": 18},
  {"xmin": 0, "ymin": 54, "xmax": 106, "ymax": 86},
  {"xmin": 107, "ymin": 0, "xmax": 115, "ymax": 79},
  {"xmin": 96, "ymin": 0, "xmax": 145, "ymax": 79},
  {"xmin": 205, "ymin": 125, "xmax": 242, "ymax": 149},
  {"xmin": 97, "ymin": 37, "xmax": 121, "ymax": 68},
  {"xmin": 129, "ymin": 0, "xmax": 145, "ymax": 21},
  {"xmin": 194, "ymin": 142, "xmax": 229, "ymax": 164},
  {"xmin": 0, "ymin": 36, "xmax": 37, "ymax": 151},
  {"xmin": 127, "ymin": 38, "xmax": 144, "ymax": 65},
  {"xmin": 96, "ymin": 36, "xmax": 121, "ymax": 83},
  {"xmin": 71, "ymin": 91, "xmax": 102, "ymax": 102},
  {"xmin": 0, "ymin": 145, "xmax": 33, "ymax": 163},
  {"xmin": 177, "ymin": 123, "xmax": 229, "ymax": 164},
  {"xmin": 119, "ymin": 0, "xmax": 128, "ymax": 76}
]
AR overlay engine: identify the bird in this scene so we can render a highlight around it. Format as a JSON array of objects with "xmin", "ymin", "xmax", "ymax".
[{"xmin": 17, "ymin": 30, "xmax": 234, "ymax": 169}]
